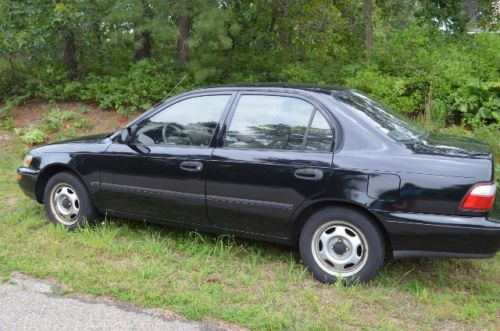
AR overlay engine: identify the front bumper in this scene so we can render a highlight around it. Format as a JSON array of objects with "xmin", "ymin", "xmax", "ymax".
[
  {"xmin": 17, "ymin": 167, "xmax": 39, "ymax": 201},
  {"xmin": 378, "ymin": 211, "xmax": 500, "ymax": 259}
]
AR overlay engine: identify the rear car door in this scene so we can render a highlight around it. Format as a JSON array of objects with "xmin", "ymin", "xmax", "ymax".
[
  {"xmin": 97, "ymin": 93, "xmax": 234, "ymax": 225},
  {"xmin": 206, "ymin": 93, "xmax": 335, "ymax": 236}
]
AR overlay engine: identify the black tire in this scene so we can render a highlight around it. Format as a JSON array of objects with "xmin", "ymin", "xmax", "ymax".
[
  {"xmin": 43, "ymin": 172, "xmax": 99, "ymax": 230},
  {"xmin": 299, "ymin": 207, "xmax": 385, "ymax": 284}
]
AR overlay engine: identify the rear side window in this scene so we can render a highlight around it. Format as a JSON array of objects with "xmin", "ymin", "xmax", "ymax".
[
  {"xmin": 335, "ymin": 90, "xmax": 426, "ymax": 142},
  {"xmin": 305, "ymin": 111, "xmax": 334, "ymax": 152},
  {"xmin": 224, "ymin": 95, "xmax": 333, "ymax": 152}
]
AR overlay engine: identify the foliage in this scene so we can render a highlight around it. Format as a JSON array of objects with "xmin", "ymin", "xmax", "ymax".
[
  {"xmin": 0, "ymin": 115, "xmax": 14, "ymax": 130},
  {"xmin": 452, "ymin": 81, "xmax": 500, "ymax": 126},
  {"xmin": 0, "ymin": 95, "xmax": 30, "ymax": 129},
  {"xmin": 15, "ymin": 126, "xmax": 47, "ymax": 146},
  {"xmin": 13, "ymin": 105, "xmax": 96, "ymax": 146},
  {"xmin": 74, "ymin": 117, "xmax": 93, "ymax": 129},
  {"xmin": 0, "ymin": 0, "xmax": 497, "ymax": 132},
  {"xmin": 79, "ymin": 59, "xmax": 189, "ymax": 113},
  {"xmin": 0, "ymin": 0, "xmax": 498, "ymax": 158},
  {"xmin": 42, "ymin": 108, "xmax": 75, "ymax": 132},
  {"xmin": 345, "ymin": 28, "xmax": 500, "ymax": 128}
]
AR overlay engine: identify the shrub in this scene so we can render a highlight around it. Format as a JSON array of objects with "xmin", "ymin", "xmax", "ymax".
[
  {"xmin": 344, "ymin": 28, "xmax": 500, "ymax": 128},
  {"xmin": 451, "ymin": 82, "xmax": 500, "ymax": 126},
  {"xmin": 74, "ymin": 117, "xmax": 93, "ymax": 129},
  {"xmin": 17, "ymin": 127, "xmax": 47, "ymax": 145},
  {"xmin": 42, "ymin": 108, "xmax": 77, "ymax": 132},
  {"xmin": 55, "ymin": 128, "xmax": 78, "ymax": 141},
  {"xmin": 0, "ymin": 115, "xmax": 14, "ymax": 129},
  {"xmin": 79, "ymin": 59, "xmax": 190, "ymax": 114}
]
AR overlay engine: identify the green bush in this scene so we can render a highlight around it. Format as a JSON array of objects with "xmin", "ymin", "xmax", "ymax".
[
  {"xmin": 42, "ymin": 108, "xmax": 76, "ymax": 132},
  {"xmin": 276, "ymin": 63, "xmax": 328, "ymax": 84},
  {"xmin": 451, "ymin": 82, "xmax": 500, "ymax": 126},
  {"xmin": 74, "ymin": 117, "xmax": 93, "ymax": 129},
  {"xmin": 79, "ymin": 59, "xmax": 190, "ymax": 114},
  {"xmin": 0, "ymin": 115, "xmax": 14, "ymax": 129},
  {"xmin": 0, "ymin": 95, "xmax": 30, "ymax": 129},
  {"xmin": 344, "ymin": 28, "xmax": 500, "ymax": 128},
  {"xmin": 55, "ymin": 128, "xmax": 78, "ymax": 141},
  {"xmin": 16, "ymin": 127, "xmax": 47, "ymax": 146}
]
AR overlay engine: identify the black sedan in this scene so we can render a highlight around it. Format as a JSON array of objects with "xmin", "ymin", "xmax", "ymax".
[{"xmin": 17, "ymin": 85, "xmax": 500, "ymax": 283}]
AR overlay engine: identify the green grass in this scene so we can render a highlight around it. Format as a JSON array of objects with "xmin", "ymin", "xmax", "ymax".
[{"xmin": 0, "ymin": 111, "xmax": 499, "ymax": 330}]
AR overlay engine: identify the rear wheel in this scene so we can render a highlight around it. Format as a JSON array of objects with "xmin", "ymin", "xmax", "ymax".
[
  {"xmin": 299, "ymin": 207, "xmax": 385, "ymax": 284},
  {"xmin": 43, "ymin": 172, "xmax": 98, "ymax": 230}
]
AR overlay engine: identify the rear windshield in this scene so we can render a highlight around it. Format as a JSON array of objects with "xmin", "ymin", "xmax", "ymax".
[{"xmin": 334, "ymin": 90, "xmax": 427, "ymax": 142}]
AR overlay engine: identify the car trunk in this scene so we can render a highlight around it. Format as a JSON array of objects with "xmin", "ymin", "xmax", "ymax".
[
  {"xmin": 407, "ymin": 133, "xmax": 492, "ymax": 159},
  {"xmin": 403, "ymin": 133, "xmax": 495, "ymax": 180}
]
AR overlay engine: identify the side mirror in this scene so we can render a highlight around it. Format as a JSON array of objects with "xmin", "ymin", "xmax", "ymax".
[
  {"xmin": 117, "ymin": 125, "xmax": 138, "ymax": 144},
  {"xmin": 116, "ymin": 128, "xmax": 130, "ymax": 144}
]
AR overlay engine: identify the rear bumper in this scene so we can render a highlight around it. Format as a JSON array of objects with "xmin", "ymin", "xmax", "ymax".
[
  {"xmin": 17, "ymin": 167, "xmax": 39, "ymax": 201},
  {"xmin": 378, "ymin": 211, "xmax": 500, "ymax": 259}
]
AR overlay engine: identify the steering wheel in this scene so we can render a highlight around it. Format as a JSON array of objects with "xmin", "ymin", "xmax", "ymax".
[{"xmin": 162, "ymin": 123, "xmax": 194, "ymax": 145}]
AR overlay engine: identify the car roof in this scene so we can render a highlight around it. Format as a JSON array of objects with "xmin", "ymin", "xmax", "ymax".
[{"xmin": 189, "ymin": 83, "xmax": 349, "ymax": 96}]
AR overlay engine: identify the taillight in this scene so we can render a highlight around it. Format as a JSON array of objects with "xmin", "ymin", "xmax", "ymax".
[{"xmin": 459, "ymin": 182, "xmax": 496, "ymax": 211}]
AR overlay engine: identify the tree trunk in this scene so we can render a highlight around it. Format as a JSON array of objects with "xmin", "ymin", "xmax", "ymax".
[
  {"xmin": 424, "ymin": 81, "xmax": 433, "ymax": 125},
  {"xmin": 134, "ymin": 0, "xmax": 153, "ymax": 61},
  {"xmin": 465, "ymin": 0, "xmax": 478, "ymax": 25},
  {"xmin": 176, "ymin": 15, "xmax": 191, "ymax": 66},
  {"xmin": 134, "ymin": 31, "xmax": 152, "ymax": 60},
  {"xmin": 63, "ymin": 29, "xmax": 78, "ymax": 80},
  {"xmin": 363, "ymin": 0, "xmax": 373, "ymax": 52},
  {"xmin": 268, "ymin": 7, "xmax": 278, "ymax": 33}
]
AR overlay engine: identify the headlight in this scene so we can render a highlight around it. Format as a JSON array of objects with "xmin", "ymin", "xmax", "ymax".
[{"xmin": 22, "ymin": 154, "xmax": 33, "ymax": 168}]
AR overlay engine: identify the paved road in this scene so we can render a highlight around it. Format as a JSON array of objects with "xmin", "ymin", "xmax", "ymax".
[{"xmin": 0, "ymin": 274, "xmax": 235, "ymax": 331}]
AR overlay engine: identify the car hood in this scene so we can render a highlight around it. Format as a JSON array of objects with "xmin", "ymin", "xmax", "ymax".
[
  {"xmin": 29, "ymin": 132, "xmax": 113, "ymax": 155},
  {"xmin": 52, "ymin": 132, "xmax": 113, "ymax": 144},
  {"xmin": 405, "ymin": 133, "xmax": 492, "ymax": 159}
]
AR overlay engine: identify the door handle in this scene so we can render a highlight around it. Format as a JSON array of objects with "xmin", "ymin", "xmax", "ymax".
[
  {"xmin": 294, "ymin": 168, "xmax": 323, "ymax": 181},
  {"xmin": 180, "ymin": 161, "xmax": 203, "ymax": 172}
]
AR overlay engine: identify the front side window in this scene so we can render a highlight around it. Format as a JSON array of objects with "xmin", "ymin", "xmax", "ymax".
[
  {"xmin": 224, "ymin": 95, "xmax": 315, "ymax": 151},
  {"xmin": 134, "ymin": 95, "xmax": 230, "ymax": 146}
]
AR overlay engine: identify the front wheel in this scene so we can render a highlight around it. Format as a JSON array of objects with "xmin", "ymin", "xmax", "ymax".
[
  {"xmin": 43, "ymin": 172, "xmax": 99, "ymax": 230},
  {"xmin": 299, "ymin": 207, "xmax": 385, "ymax": 284}
]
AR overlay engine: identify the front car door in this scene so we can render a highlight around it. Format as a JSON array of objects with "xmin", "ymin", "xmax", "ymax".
[
  {"xmin": 206, "ymin": 92, "xmax": 335, "ymax": 237},
  {"xmin": 96, "ymin": 93, "xmax": 234, "ymax": 225}
]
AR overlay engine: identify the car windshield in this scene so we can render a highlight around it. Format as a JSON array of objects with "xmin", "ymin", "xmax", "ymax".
[{"xmin": 334, "ymin": 90, "xmax": 427, "ymax": 142}]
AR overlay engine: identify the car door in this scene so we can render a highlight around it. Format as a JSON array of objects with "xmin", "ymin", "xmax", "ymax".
[
  {"xmin": 206, "ymin": 92, "xmax": 335, "ymax": 236},
  {"xmin": 97, "ymin": 93, "xmax": 235, "ymax": 225}
]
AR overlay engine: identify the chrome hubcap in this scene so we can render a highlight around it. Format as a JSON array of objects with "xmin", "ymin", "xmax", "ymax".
[
  {"xmin": 50, "ymin": 183, "xmax": 80, "ymax": 225},
  {"xmin": 311, "ymin": 221, "xmax": 368, "ymax": 277}
]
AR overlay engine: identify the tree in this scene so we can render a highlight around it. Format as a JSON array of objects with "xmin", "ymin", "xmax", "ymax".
[
  {"xmin": 465, "ymin": 0, "xmax": 479, "ymax": 25},
  {"xmin": 53, "ymin": 1, "xmax": 85, "ymax": 80},
  {"xmin": 52, "ymin": 1, "xmax": 110, "ymax": 79},
  {"xmin": 134, "ymin": 0, "xmax": 153, "ymax": 60},
  {"xmin": 364, "ymin": 0, "xmax": 373, "ymax": 51},
  {"xmin": 62, "ymin": 29, "xmax": 78, "ymax": 80},
  {"xmin": 176, "ymin": 15, "xmax": 191, "ymax": 66},
  {"xmin": 0, "ymin": 1, "xmax": 51, "ymax": 88}
]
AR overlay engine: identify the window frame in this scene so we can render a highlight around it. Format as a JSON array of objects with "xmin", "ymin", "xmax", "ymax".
[
  {"xmin": 218, "ymin": 91, "xmax": 336, "ymax": 153},
  {"xmin": 303, "ymin": 109, "xmax": 336, "ymax": 153},
  {"xmin": 129, "ymin": 92, "xmax": 237, "ymax": 149}
]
